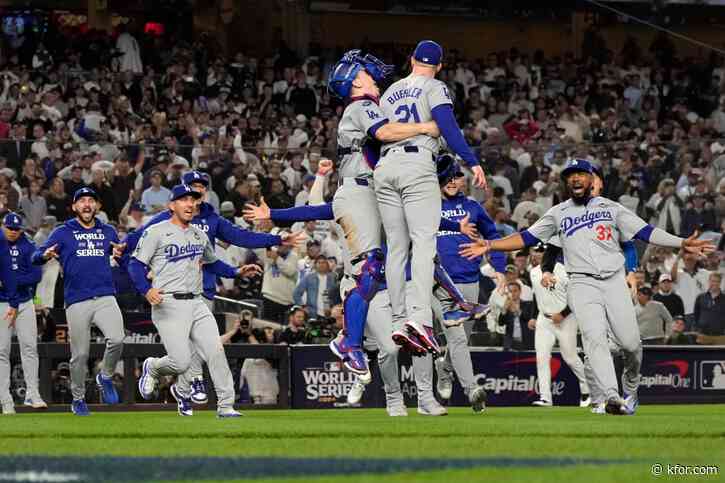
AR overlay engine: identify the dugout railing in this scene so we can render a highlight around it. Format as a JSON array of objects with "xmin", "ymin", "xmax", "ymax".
[{"xmin": 8, "ymin": 342, "xmax": 291, "ymax": 412}]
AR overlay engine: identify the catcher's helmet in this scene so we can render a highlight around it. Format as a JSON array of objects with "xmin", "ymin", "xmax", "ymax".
[{"xmin": 328, "ymin": 50, "xmax": 394, "ymax": 99}]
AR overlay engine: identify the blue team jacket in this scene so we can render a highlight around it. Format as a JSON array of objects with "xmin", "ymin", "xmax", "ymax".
[
  {"xmin": 0, "ymin": 231, "xmax": 19, "ymax": 308},
  {"xmin": 0, "ymin": 234, "xmax": 41, "ymax": 304},
  {"xmin": 32, "ymin": 218, "xmax": 119, "ymax": 307},
  {"xmin": 438, "ymin": 193, "xmax": 506, "ymax": 284},
  {"xmin": 123, "ymin": 202, "xmax": 282, "ymax": 299}
]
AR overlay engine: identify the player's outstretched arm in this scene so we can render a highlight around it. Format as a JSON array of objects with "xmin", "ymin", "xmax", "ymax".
[
  {"xmin": 430, "ymin": 104, "xmax": 486, "ymax": 188},
  {"xmin": 217, "ymin": 214, "xmax": 283, "ymax": 249},
  {"xmin": 373, "ymin": 120, "xmax": 439, "ymax": 142},
  {"xmin": 460, "ymin": 233, "xmax": 527, "ymax": 260}
]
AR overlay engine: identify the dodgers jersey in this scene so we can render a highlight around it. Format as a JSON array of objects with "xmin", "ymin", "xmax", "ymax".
[
  {"xmin": 525, "ymin": 197, "xmax": 647, "ymax": 278},
  {"xmin": 32, "ymin": 218, "xmax": 120, "ymax": 306},
  {"xmin": 0, "ymin": 234, "xmax": 41, "ymax": 304},
  {"xmin": 336, "ymin": 97, "xmax": 387, "ymax": 176},
  {"xmin": 132, "ymin": 220, "xmax": 217, "ymax": 295},
  {"xmin": 379, "ymin": 74, "xmax": 452, "ymax": 153}
]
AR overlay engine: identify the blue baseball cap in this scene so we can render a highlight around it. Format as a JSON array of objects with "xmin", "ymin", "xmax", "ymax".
[
  {"xmin": 170, "ymin": 184, "xmax": 202, "ymax": 202},
  {"xmin": 561, "ymin": 159, "xmax": 594, "ymax": 179},
  {"xmin": 73, "ymin": 187, "xmax": 99, "ymax": 203},
  {"xmin": 413, "ymin": 40, "xmax": 443, "ymax": 66},
  {"xmin": 130, "ymin": 202, "xmax": 145, "ymax": 213},
  {"xmin": 3, "ymin": 212, "xmax": 22, "ymax": 230},
  {"xmin": 182, "ymin": 170, "xmax": 210, "ymax": 187}
]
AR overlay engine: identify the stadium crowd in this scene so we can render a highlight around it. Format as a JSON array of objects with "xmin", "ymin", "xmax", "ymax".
[{"xmin": 0, "ymin": 24, "xmax": 723, "ymax": 361}]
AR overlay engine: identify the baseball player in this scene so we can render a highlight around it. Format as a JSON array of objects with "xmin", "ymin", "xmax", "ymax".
[
  {"xmin": 539, "ymin": 164, "xmax": 640, "ymax": 414},
  {"xmin": 129, "ymin": 184, "xmax": 257, "ymax": 418},
  {"xmin": 432, "ymin": 154, "xmax": 504, "ymax": 412},
  {"xmin": 460, "ymin": 158, "xmax": 714, "ymax": 415},
  {"xmin": 0, "ymin": 213, "xmax": 46, "ymax": 413},
  {"xmin": 323, "ymin": 49, "xmax": 444, "ymax": 377},
  {"xmin": 121, "ymin": 170, "xmax": 303, "ymax": 405},
  {"xmin": 375, "ymin": 40, "xmax": 486, "ymax": 357},
  {"xmin": 0, "ymin": 218, "xmax": 21, "ymax": 415},
  {"xmin": 529, "ymin": 243, "xmax": 590, "ymax": 407},
  {"xmin": 32, "ymin": 187, "xmax": 126, "ymax": 416}
]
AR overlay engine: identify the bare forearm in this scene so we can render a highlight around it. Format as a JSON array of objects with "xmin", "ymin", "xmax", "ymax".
[
  {"xmin": 489, "ymin": 233, "xmax": 526, "ymax": 252},
  {"xmin": 375, "ymin": 122, "xmax": 428, "ymax": 142}
]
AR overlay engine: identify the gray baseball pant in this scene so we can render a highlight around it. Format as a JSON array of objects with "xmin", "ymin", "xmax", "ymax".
[
  {"xmin": 568, "ymin": 270, "xmax": 642, "ymax": 401},
  {"xmin": 0, "ymin": 301, "xmax": 40, "ymax": 403},
  {"xmin": 432, "ymin": 282, "xmax": 479, "ymax": 395},
  {"xmin": 176, "ymin": 296, "xmax": 215, "ymax": 394},
  {"xmin": 374, "ymin": 149, "xmax": 441, "ymax": 327},
  {"xmin": 66, "ymin": 296, "xmax": 125, "ymax": 401},
  {"xmin": 147, "ymin": 296, "xmax": 235, "ymax": 409}
]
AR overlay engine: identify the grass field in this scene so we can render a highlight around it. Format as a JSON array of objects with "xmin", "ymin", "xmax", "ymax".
[{"xmin": 0, "ymin": 405, "xmax": 723, "ymax": 482}]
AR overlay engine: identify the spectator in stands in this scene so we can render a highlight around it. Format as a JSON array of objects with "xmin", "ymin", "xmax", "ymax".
[
  {"xmin": 635, "ymin": 285, "xmax": 673, "ymax": 341},
  {"xmin": 498, "ymin": 281, "xmax": 535, "ymax": 351},
  {"xmin": 293, "ymin": 257, "xmax": 340, "ymax": 318},
  {"xmin": 279, "ymin": 306, "xmax": 308, "ymax": 344},
  {"xmin": 258, "ymin": 242, "xmax": 299, "ymax": 324},
  {"xmin": 493, "ymin": 208, "xmax": 515, "ymax": 238},
  {"xmin": 141, "ymin": 169, "xmax": 172, "ymax": 214},
  {"xmin": 694, "ymin": 273, "xmax": 725, "ymax": 337},
  {"xmin": 45, "ymin": 176, "xmax": 71, "ymax": 221},
  {"xmin": 671, "ymin": 251, "xmax": 710, "ymax": 329},
  {"xmin": 510, "ymin": 188, "xmax": 543, "ymax": 229},
  {"xmin": 653, "ymin": 273, "xmax": 685, "ymax": 320},
  {"xmin": 680, "ymin": 193, "xmax": 717, "ymax": 237},
  {"xmin": 18, "ymin": 177, "xmax": 46, "ymax": 230},
  {"xmin": 665, "ymin": 316, "xmax": 695, "ymax": 345},
  {"xmin": 646, "ymin": 179, "xmax": 682, "ymax": 234}
]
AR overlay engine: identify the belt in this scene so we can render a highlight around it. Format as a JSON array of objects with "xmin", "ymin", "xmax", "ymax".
[
  {"xmin": 570, "ymin": 272, "xmax": 606, "ymax": 280},
  {"xmin": 171, "ymin": 293, "xmax": 200, "ymax": 300},
  {"xmin": 382, "ymin": 145, "xmax": 419, "ymax": 157},
  {"xmin": 339, "ymin": 177, "xmax": 370, "ymax": 187},
  {"xmin": 337, "ymin": 147, "xmax": 358, "ymax": 157}
]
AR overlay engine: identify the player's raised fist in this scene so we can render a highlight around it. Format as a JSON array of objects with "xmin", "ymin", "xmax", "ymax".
[
  {"xmin": 317, "ymin": 159, "xmax": 334, "ymax": 176},
  {"xmin": 541, "ymin": 272, "xmax": 557, "ymax": 289},
  {"xmin": 281, "ymin": 231, "xmax": 307, "ymax": 248},
  {"xmin": 243, "ymin": 197, "xmax": 271, "ymax": 222},
  {"xmin": 43, "ymin": 244, "xmax": 59, "ymax": 261}
]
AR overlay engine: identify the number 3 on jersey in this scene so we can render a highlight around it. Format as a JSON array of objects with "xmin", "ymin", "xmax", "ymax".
[
  {"xmin": 596, "ymin": 224, "xmax": 613, "ymax": 241},
  {"xmin": 395, "ymin": 103, "xmax": 420, "ymax": 123}
]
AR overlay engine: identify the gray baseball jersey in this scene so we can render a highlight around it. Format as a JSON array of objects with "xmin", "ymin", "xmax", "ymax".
[
  {"xmin": 379, "ymin": 75, "xmax": 452, "ymax": 152},
  {"xmin": 132, "ymin": 220, "xmax": 217, "ymax": 294},
  {"xmin": 526, "ymin": 197, "xmax": 647, "ymax": 278},
  {"xmin": 336, "ymin": 99, "xmax": 387, "ymax": 179}
]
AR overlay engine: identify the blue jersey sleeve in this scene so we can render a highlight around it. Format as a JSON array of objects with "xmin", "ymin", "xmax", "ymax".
[
  {"xmin": 205, "ymin": 259, "xmax": 239, "ymax": 279},
  {"xmin": 271, "ymin": 203, "xmax": 335, "ymax": 223},
  {"xmin": 17, "ymin": 239, "xmax": 42, "ymax": 287},
  {"xmin": 128, "ymin": 258, "xmax": 152, "ymax": 295},
  {"xmin": 216, "ymin": 216, "xmax": 282, "ymax": 248},
  {"xmin": 431, "ymin": 104, "xmax": 479, "ymax": 168},
  {"xmin": 32, "ymin": 226, "xmax": 63, "ymax": 265},
  {"xmin": 0, "ymin": 235, "xmax": 19, "ymax": 308},
  {"xmin": 621, "ymin": 240, "xmax": 639, "ymax": 273}
]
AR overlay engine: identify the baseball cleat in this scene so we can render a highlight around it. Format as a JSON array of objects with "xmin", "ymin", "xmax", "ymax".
[
  {"xmin": 329, "ymin": 334, "xmax": 371, "ymax": 380},
  {"xmin": 442, "ymin": 310, "xmax": 469, "ymax": 327},
  {"xmin": 23, "ymin": 395, "xmax": 48, "ymax": 409},
  {"xmin": 190, "ymin": 377, "xmax": 208, "ymax": 405},
  {"xmin": 579, "ymin": 394, "xmax": 592, "ymax": 408},
  {"xmin": 347, "ymin": 380, "xmax": 367, "ymax": 405},
  {"xmin": 435, "ymin": 357, "xmax": 453, "ymax": 400},
  {"xmin": 591, "ymin": 402, "xmax": 606, "ymax": 414},
  {"xmin": 71, "ymin": 399, "xmax": 90, "ymax": 416},
  {"xmin": 624, "ymin": 393, "xmax": 639, "ymax": 415},
  {"xmin": 459, "ymin": 301, "xmax": 490, "ymax": 320},
  {"xmin": 138, "ymin": 357, "xmax": 158, "ymax": 400},
  {"xmin": 170, "ymin": 384, "xmax": 193, "ymax": 416},
  {"xmin": 469, "ymin": 386, "xmax": 487, "ymax": 413},
  {"xmin": 532, "ymin": 398, "xmax": 553, "ymax": 407},
  {"xmin": 385, "ymin": 391, "xmax": 407, "ymax": 417},
  {"xmin": 403, "ymin": 321, "xmax": 441, "ymax": 356},
  {"xmin": 2, "ymin": 402, "xmax": 15, "ymax": 415},
  {"xmin": 392, "ymin": 329, "xmax": 428, "ymax": 356},
  {"xmin": 417, "ymin": 399, "xmax": 448, "ymax": 416},
  {"xmin": 96, "ymin": 373, "xmax": 120, "ymax": 404},
  {"xmin": 604, "ymin": 396, "xmax": 629, "ymax": 415},
  {"xmin": 217, "ymin": 408, "xmax": 243, "ymax": 418}
]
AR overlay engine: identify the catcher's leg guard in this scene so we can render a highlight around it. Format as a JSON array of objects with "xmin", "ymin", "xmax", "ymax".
[{"xmin": 342, "ymin": 249, "xmax": 386, "ymax": 347}]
